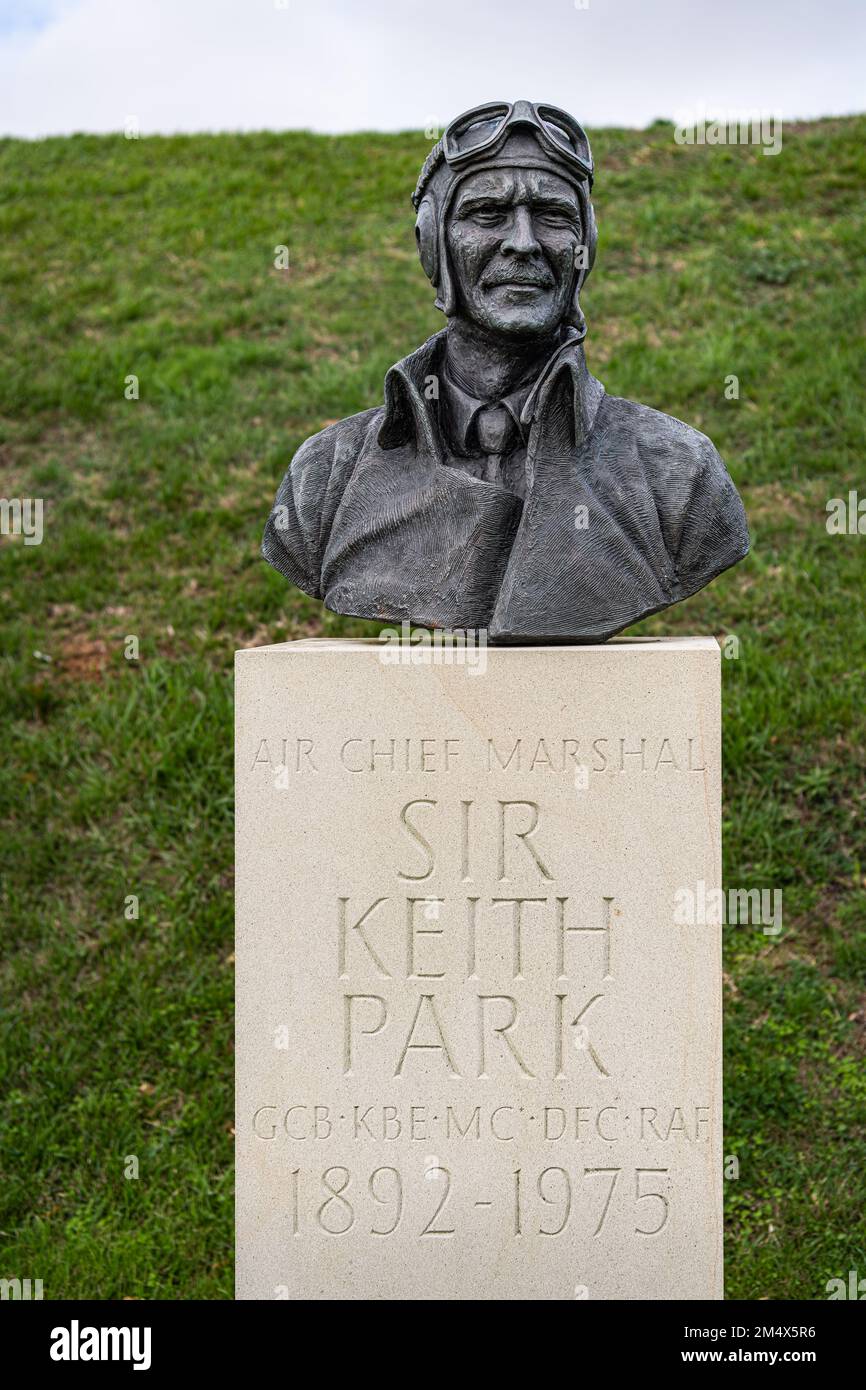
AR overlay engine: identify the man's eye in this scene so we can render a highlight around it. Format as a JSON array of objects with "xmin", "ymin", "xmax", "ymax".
[{"xmin": 471, "ymin": 209, "xmax": 504, "ymax": 226}]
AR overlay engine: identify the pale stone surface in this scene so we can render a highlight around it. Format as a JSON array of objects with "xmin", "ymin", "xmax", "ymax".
[{"xmin": 236, "ymin": 637, "xmax": 723, "ymax": 1300}]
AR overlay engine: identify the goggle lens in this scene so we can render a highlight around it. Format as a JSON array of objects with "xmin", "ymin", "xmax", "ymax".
[
  {"xmin": 456, "ymin": 116, "xmax": 506, "ymax": 154},
  {"xmin": 537, "ymin": 105, "xmax": 592, "ymax": 168}
]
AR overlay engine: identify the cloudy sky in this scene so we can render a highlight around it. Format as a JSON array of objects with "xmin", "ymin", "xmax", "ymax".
[{"xmin": 0, "ymin": 0, "xmax": 863, "ymax": 137}]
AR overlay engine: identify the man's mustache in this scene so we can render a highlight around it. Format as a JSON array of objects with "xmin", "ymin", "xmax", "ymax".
[{"xmin": 481, "ymin": 262, "xmax": 555, "ymax": 289}]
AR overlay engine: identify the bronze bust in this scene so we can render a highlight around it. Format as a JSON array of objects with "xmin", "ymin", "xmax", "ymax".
[{"xmin": 263, "ymin": 100, "xmax": 749, "ymax": 641}]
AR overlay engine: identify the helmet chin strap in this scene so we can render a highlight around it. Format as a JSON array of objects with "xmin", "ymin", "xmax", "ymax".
[
  {"xmin": 435, "ymin": 220, "xmax": 456, "ymax": 316},
  {"xmin": 567, "ymin": 245, "xmax": 588, "ymax": 340},
  {"xmin": 567, "ymin": 301, "xmax": 588, "ymax": 341},
  {"xmin": 566, "ymin": 188, "xmax": 597, "ymax": 340}
]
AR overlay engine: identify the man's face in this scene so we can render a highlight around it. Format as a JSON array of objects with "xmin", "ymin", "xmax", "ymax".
[{"xmin": 446, "ymin": 167, "xmax": 582, "ymax": 340}]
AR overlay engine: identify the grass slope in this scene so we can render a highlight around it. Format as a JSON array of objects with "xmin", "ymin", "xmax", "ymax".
[{"xmin": 0, "ymin": 118, "xmax": 865, "ymax": 1299}]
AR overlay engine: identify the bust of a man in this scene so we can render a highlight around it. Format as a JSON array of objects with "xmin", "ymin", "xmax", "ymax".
[{"xmin": 263, "ymin": 100, "xmax": 749, "ymax": 641}]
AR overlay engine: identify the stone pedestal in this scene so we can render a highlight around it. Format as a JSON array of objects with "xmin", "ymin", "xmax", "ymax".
[{"xmin": 235, "ymin": 637, "xmax": 723, "ymax": 1300}]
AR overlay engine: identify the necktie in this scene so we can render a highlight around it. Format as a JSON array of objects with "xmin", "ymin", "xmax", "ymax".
[{"xmin": 475, "ymin": 403, "xmax": 517, "ymax": 483}]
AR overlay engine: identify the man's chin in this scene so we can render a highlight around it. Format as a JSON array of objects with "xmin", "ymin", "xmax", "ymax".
[
  {"xmin": 481, "ymin": 309, "xmax": 560, "ymax": 339},
  {"xmin": 471, "ymin": 286, "xmax": 562, "ymax": 339}
]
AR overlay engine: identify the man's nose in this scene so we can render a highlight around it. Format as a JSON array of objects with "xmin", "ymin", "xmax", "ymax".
[{"xmin": 500, "ymin": 205, "xmax": 540, "ymax": 256}]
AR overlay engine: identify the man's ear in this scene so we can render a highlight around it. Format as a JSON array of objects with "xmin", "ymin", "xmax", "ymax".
[
  {"xmin": 416, "ymin": 188, "xmax": 456, "ymax": 316},
  {"xmin": 415, "ymin": 194, "xmax": 439, "ymax": 283}
]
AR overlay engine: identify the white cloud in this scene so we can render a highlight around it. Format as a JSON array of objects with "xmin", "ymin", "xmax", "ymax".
[{"xmin": 0, "ymin": 0, "xmax": 863, "ymax": 138}]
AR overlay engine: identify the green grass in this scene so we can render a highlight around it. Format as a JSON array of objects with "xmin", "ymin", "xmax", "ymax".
[{"xmin": 1, "ymin": 118, "xmax": 865, "ymax": 1300}]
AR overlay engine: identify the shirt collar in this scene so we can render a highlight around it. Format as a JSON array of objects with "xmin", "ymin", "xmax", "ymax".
[
  {"xmin": 439, "ymin": 366, "xmax": 531, "ymax": 455},
  {"xmin": 378, "ymin": 328, "xmax": 604, "ymax": 454}
]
